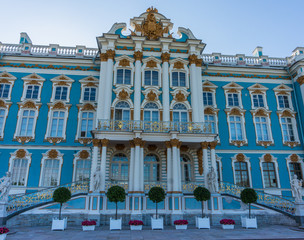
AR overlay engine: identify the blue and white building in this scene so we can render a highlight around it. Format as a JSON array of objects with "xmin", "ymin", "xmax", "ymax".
[{"xmin": 1, "ymin": 8, "xmax": 304, "ymax": 226}]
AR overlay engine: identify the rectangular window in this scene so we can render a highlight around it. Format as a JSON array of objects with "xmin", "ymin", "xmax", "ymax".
[
  {"xmin": 281, "ymin": 117, "xmax": 295, "ymax": 141},
  {"xmin": 50, "ymin": 111, "xmax": 65, "ymax": 137},
  {"xmin": 54, "ymin": 87, "xmax": 68, "ymax": 101},
  {"xmin": 172, "ymin": 72, "xmax": 186, "ymax": 87},
  {"xmin": 75, "ymin": 159, "xmax": 91, "ymax": 181},
  {"xmin": 83, "ymin": 87, "xmax": 96, "ymax": 101},
  {"xmin": 289, "ymin": 162, "xmax": 303, "ymax": 181},
  {"xmin": 203, "ymin": 92, "xmax": 213, "ymax": 106},
  {"xmin": 278, "ymin": 95, "xmax": 290, "ymax": 109},
  {"xmin": 229, "ymin": 116, "xmax": 243, "ymax": 140},
  {"xmin": 204, "ymin": 114, "xmax": 216, "ymax": 133},
  {"xmin": 116, "ymin": 69, "xmax": 131, "ymax": 85},
  {"xmin": 262, "ymin": 162, "xmax": 277, "ymax": 188},
  {"xmin": 227, "ymin": 93, "xmax": 239, "ymax": 107},
  {"xmin": 144, "ymin": 70, "xmax": 159, "ymax": 86},
  {"xmin": 41, "ymin": 159, "xmax": 60, "ymax": 187},
  {"xmin": 255, "ymin": 116, "xmax": 270, "ymax": 141},
  {"xmin": 25, "ymin": 85, "xmax": 40, "ymax": 99},
  {"xmin": 234, "ymin": 161, "xmax": 249, "ymax": 187},
  {"xmin": 253, "ymin": 94, "xmax": 264, "ymax": 108},
  {"xmin": 80, "ymin": 112, "xmax": 94, "ymax": 138},
  {"xmin": 12, "ymin": 159, "xmax": 28, "ymax": 186},
  {"xmin": 0, "ymin": 109, "xmax": 5, "ymax": 135},
  {"xmin": 0, "ymin": 84, "xmax": 10, "ymax": 99},
  {"xmin": 19, "ymin": 110, "xmax": 35, "ymax": 136}
]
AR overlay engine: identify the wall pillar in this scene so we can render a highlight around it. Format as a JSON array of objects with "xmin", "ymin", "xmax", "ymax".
[
  {"xmin": 170, "ymin": 139, "xmax": 181, "ymax": 193},
  {"xmin": 90, "ymin": 139, "xmax": 100, "ymax": 192},
  {"xmin": 161, "ymin": 52, "xmax": 170, "ymax": 121},
  {"xmin": 100, "ymin": 139, "xmax": 109, "ymax": 192},
  {"xmin": 196, "ymin": 58, "xmax": 204, "ymax": 121},
  {"xmin": 139, "ymin": 141, "xmax": 145, "ymax": 192},
  {"xmin": 189, "ymin": 54, "xmax": 199, "ymax": 122},
  {"xmin": 210, "ymin": 141, "xmax": 218, "ymax": 192},
  {"xmin": 201, "ymin": 142, "xmax": 209, "ymax": 188},
  {"xmin": 132, "ymin": 137, "xmax": 144, "ymax": 193},
  {"xmin": 97, "ymin": 53, "xmax": 108, "ymax": 121},
  {"xmin": 165, "ymin": 141, "xmax": 172, "ymax": 192},
  {"xmin": 133, "ymin": 51, "xmax": 143, "ymax": 121},
  {"xmin": 129, "ymin": 140, "xmax": 135, "ymax": 192}
]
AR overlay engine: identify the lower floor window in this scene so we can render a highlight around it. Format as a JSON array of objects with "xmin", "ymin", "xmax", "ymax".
[
  {"xmin": 180, "ymin": 154, "xmax": 192, "ymax": 182},
  {"xmin": 41, "ymin": 159, "xmax": 60, "ymax": 187},
  {"xmin": 262, "ymin": 162, "xmax": 277, "ymax": 188},
  {"xmin": 12, "ymin": 159, "xmax": 28, "ymax": 186},
  {"xmin": 110, "ymin": 153, "xmax": 129, "ymax": 181},
  {"xmin": 75, "ymin": 159, "xmax": 91, "ymax": 181},
  {"xmin": 289, "ymin": 162, "xmax": 303, "ymax": 181},
  {"xmin": 234, "ymin": 161, "xmax": 249, "ymax": 187}
]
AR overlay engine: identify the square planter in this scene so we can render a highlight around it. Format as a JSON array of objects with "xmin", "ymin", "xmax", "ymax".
[
  {"xmin": 151, "ymin": 217, "xmax": 163, "ymax": 230},
  {"xmin": 243, "ymin": 217, "xmax": 257, "ymax": 229},
  {"xmin": 52, "ymin": 218, "xmax": 66, "ymax": 231},
  {"xmin": 221, "ymin": 224, "xmax": 235, "ymax": 230},
  {"xmin": 82, "ymin": 225, "xmax": 95, "ymax": 231},
  {"xmin": 130, "ymin": 225, "xmax": 143, "ymax": 230},
  {"xmin": 0, "ymin": 234, "xmax": 7, "ymax": 240},
  {"xmin": 175, "ymin": 225, "xmax": 187, "ymax": 230},
  {"xmin": 110, "ymin": 218, "xmax": 122, "ymax": 230},
  {"xmin": 196, "ymin": 217, "xmax": 210, "ymax": 229}
]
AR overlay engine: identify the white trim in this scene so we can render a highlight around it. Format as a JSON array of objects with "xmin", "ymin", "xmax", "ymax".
[
  {"xmin": 14, "ymin": 106, "xmax": 39, "ymax": 139},
  {"xmin": 0, "ymin": 106, "xmax": 9, "ymax": 138},
  {"xmin": 142, "ymin": 57, "xmax": 162, "ymax": 88},
  {"xmin": 278, "ymin": 114, "xmax": 300, "ymax": 145},
  {"xmin": 0, "ymin": 72, "xmax": 16, "ymax": 101},
  {"xmin": 226, "ymin": 109, "xmax": 248, "ymax": 145},
  {"xmin": 72, "ymin": 151, "xmax": 91, "ymax": 182},
  {"xmin": 259, "ymin": 154, "xmax": 281, "ymax": 189},
  {"xmin": 231, "ymin": 154, "xmax": 252, "ymax": 188},
  {"xmin": 216, "ymin": 154, "xmax": 223, "ymax": 182}
]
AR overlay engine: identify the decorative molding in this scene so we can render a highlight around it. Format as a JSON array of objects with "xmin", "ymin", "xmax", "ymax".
[
  {"xmin": 46, "ymin": 137, "xmax": 64, "ymax": 145},
  {"xmin": 16, "ymin": 149, "xmax": 26, "ymax": 158},
  {"xmin": 81, "ymin": 103, "xmax": 96, "ymax": 111},
  {"xmin": 115, "ymin": 144, "xmax": 125, "ymax": 150},
  {"xmin": 100, "ymin": 53, "xmax": 108, "ymax": 61},
  {"xmin": 173, "ymin": 61, "xmax": 184, "ymax": 69},
  {"xmin": 147, "ymin": 144, "xmax": 157, "ymax": 151},
  {"xmin": 146, "ymin": 90, "xmax": 157, "ymax": 101},
  {"xmin": 146, "ymin": 60, "xmax": 157, "ymax": 68},
  {"xmin": 161, "ymin": 52, "xmax": 170, "ymax": 62},
  {"xmin": 197, "ymin": 149, "xmax": 203, "ymax": 175},
  {"xmin": 79, "ymin": 150, "xmax": 89, "ymax": 159},
  {"xmin": 180, "ymin": 145, "xmax": 189, "ymax": 152},
  {"xmin": 133, "ymin": 137, "xmax": 143, "ymax": 146},
  {"xmin": 257, "ymin": 141, "xmax": 272, "ymax": 148},
  {"xmin": 231, "ymin": 140, "xmax": 246, "ymax": 147},
  {"xmin": 188, "ymin": 54, "xmax": 198, "ymax": 64},
  {"xmin": 284, "ymin": 141, "xmax": 300, "ymax": 148},
  {"xmin": 290, "ymin": 154, "xmax": 299, "ymax": 162},
  {"xmin": 264, "ymin": 154, "xmax": 272, "ymax": 162},
  {"xmin": 129, "ymin": 140, "xmax": 135, "ymax": 148},
  {"xmin": 92, "ymin": 139, "xmax": 100, "ymax": 147},
  {"xmin": 297, "ymin": 76, "xmax": 304, "ymax": 85},
  {"xmin": 195, "ymin": 59, "xmax": 203, "ymax": 67},
  {"xmin": 236, "ymin": 153, "xmax": 245, "ymax": 162},
  {"xmin": 133, "ymin": 51, "xmax": 143, "ymax": 61},
  {"xmin": 119, "ymin": 59, "xmax": 130, "ymax": 67},
  {"xmin": 48, "ymin": 149, "xmax": 59, "ymax": 159},
  {"xmin": 170, "ymin": 139, "xmax": 180, "ymax": 147},
  {"xmin": 106, "ymin": 49, "xmax": 115, "ymax": 60},
  {"xmin": 118, "ymin": 89, "xmax": 129, "ymax": 100},
  {"xmin": 78, "ymin": 138, "xmax": 92, "ymax": 146},
  {"xmin": 21, "ymin": 101, "xmax": 37, "ymax": 109},
  {"xmin": 53, "ymin": 102, "xmax": 66, "ymax": 110},
  {"xmin": 165, "ymin": 141, "xmax": 171, "ymax": 148},
  {"xmin": 175, "ymin": 91, "xmax": 186, "ymax": 102},
  {"xmin": 16, "ymin": 136, "xmax": 32, "ymax": 144}
]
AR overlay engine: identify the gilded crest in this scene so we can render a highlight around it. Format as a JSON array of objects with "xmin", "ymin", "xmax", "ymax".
[
  {"xmin": 118, "ymin": 89, "xmax": 129, "ymax": 100},
  {"xmin": 173, "ymin": 61, "xmax": 184, "ymax": 69},
  {"xmin": 290, "ymin": 154, "xmax": 299, "ymax": 162},
  {"xmin": 264, "ymin": 154, "xmax": 272, "ymax": 162},
  {"xmin": 119, "ymin": 59, "xmax": 130, "ymax": 67},
  {"xmin": 175, "ymin": 91, "xmax": 186, "ymax": 102},
  {"xmin": 79, "ymin": 150, "xmax": 89, "ymax": 159},
  {"xmin": 53, "ymin": 102, "xmax": 66, "ymax": 110},
  {"xmin": 236, "ymin": 153, "xmax": 245, "ymax": 162},
  {"xmin": 16, "ymin": 149, "xmax": 26, "ymax": 158},
  {"xmin": 48, "ymin": 149, "xmax": 58, "ymax": 159},
  {"xmin": 147, "ymin": 91, "xmax": 157, "ymax": 101},
  {"xmin": 146, "ymin": 60, "xmax": 157, "ymax": 68}
]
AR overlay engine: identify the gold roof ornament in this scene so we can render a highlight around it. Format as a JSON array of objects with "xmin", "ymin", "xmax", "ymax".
[{"xmin": 146, "ymin": 7, "xmax": 158, "ymax": 13}]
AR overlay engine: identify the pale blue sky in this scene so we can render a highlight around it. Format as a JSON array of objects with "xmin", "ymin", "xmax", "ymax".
[{"xmin": 1, "ymin": 0, "xmax": 303, "ymax": 57}]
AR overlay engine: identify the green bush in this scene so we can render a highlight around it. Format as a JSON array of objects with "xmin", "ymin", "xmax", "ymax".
[
  {"xmin": 240, "ymin": 188, "xmax": 257, "ymax": 218},
  {"xmin": 193, "ymin": 187, "xmax": 210, "ymax": 218},
  {"xmin": 107, "ymin": 186, "xmax": 126, "ymax": 219},
  {"xmin": 53, "ymin": 187, "xmax": 71, "ymax": 220},
  {"xmin": 148, "ymin": 187, "xmax": 165, "ymax": 219}
]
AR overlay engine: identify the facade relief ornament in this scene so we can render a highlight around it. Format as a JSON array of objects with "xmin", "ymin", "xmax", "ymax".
[
  {"xmin": 230, "ymin": 108, "xmax": 242, "ymax": 116},
  {"xmin": 165, "ymin": 141, "xmax": 171, "ymax": 148},
  {"xmin": 119, "ymin": 59, "xmax": 130, "ymax": 67},
  {"xmin": 290, "ymin": 154, "xmax": 299, "ymax": 162},
  {"xmin": 175, "ymin": 91, "xmax": 186, "ymax": 102},
  {"xmin": 264, "ymin": 154, "xmax": 272, "ymax": 162},
  {"xmin": 147, "ymin": 144, "xmax": 157, "ymax": 151},
  {"xmin": 118, "ymin": 89, "xmax": 129, "ymax": 100},
  {"xmin": 255, "ymin": 109, "xmax": 268, "ymax": 117},
  {"xmin": 16, "ymin": 149, "xmax": 26, "ymax": 158},
  {"xmin": 161, "ymin": 52, "xmax": 170, "ymax": 62},
  {"xmin": 188, "ymin": 54, "xmax": 198, "ymax": 64},
  {"xmin": 146, "ymin": 91, "xmax": 157, "ymax": 101},
  {"xmin": 133, "ymin": 51, "xmax": 143, "ymax": 61},
  {"xmin": 16, "ymin": 136, "xmax": 32, "ymax": 144},
  {"xmin": 78, "ymin": 138, "xmax": 92, "ymax": 146},
  {"xmin": 173, "ymin": 61, "xmax": 184, "ymax": 69},
  {"xmin": 200, "ymin": 142, "xmax": 209, "ymax": 149},
  {"xmin": 133, "ymin": 137, "xmax": 143, "ymax": 146},
  {"xmin": 170, "ymin": 139, "xmax": 180, "ymax": 147},
  {"xmin": 236, "ymin": 153, "xmax": 245, "ymax": 162},
  {"xmin": 284, "ymin": 141, "xmax": 300, "ymax": 148},
  {"xmin": 231, "ymin": 140, "xmax": 246, "ymax": 147},
  {"xmin": 92, "ymin": 139, "xmax": 100, "ymax": 147},
  {"xmin": 0, "ymin": 100, "xmax": 7, "ymax": 108},
  {"xmin": 46, "ymin": 137, "xmax": 63, "ymax": 145},
  {"xmin": 129, "ymin": 140, "xmax": 135, "ymax": 148},
  {"xmin": 281, "ymin": 110, "xmax": 293, "ymax": 118},
  {"xmin": 195, "ymin": 59, "xmax": 203, "ymax": 67},
  {"xmin": 22, "ymin": 101, "xmax": 36, "ymax": 109},
  {"xmin": 0, "ymin": 79, "xmax": 9, "ymax": 84},
  {"xmin": 209, "ymin": 141, "xmax": 218, "ymax": 149},
  {"xmin": 297, "ymin": 76, "xmax": 304, "ymax": 85},
  {"xmin": 106, "ymin": 49, "xmax": 115, "ymax": 60},
  {"xmin": 48, "ymin": 149, "xmax": 59, "ymax": 159},
  {"xmin": 146, "ymin": 60, "xmax": 157, "ymax": 68},
  {"xmin": 53, "ymin": 102, "xmax": 66, "ymax": 110},
  {"xmin": 79, "ymin": 150, "xmax": 89, "ymax": 159},
  {"xmin": 82, "ymin": 103, "xmax": 95, "ymax": 111},
  {"xmin": 257, "ymin": 141, "xmax": 272, "ymax": 148},
  {"xmin": 180, "ymin": 145, "xmax": 189, "ymax": 152},
  {"xmin": 115, "ymin": 144, "xmax": 125, "ymax": 150}
]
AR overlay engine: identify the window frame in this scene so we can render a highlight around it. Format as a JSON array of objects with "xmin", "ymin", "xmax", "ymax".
[
  {"xmin": 232, "ymin": 154, "xmax": 252, "ymax": 188},
  {"xmin": 72, "ymin": 151, "xmax": 91, "ymax": 182},
  {"xmin": 228, "ymin": 114, "xmax": 246, "ymax": 142},
  {"xmin": 144, "ymin": 153, "xmax": 161, "ymax": 182},
  {"xmin": 259, "ymin": 155, "xmax": 281, "ymax": 189},
  {"xmin": 109, "ymin": 153, "xmax": 129, "ymax": 182},
  {"xmin": 286, "ymin": 155, "xmax": 304, "ymax": 185},
  {"xmin": 116, "ymin": 68, "xmax": 132, "ymax": 85},
  {"xmin": 0, "ymin": 107, "xmax": 8, "ymax": 138},
  {"xmin": 253, "ymin": 114, "xmax": 273, "ymax": 144},
  {"xmin": 50, "ymin": 75, "xmax": 74, "ymax": 103},
  {"xmin": 45, "ymin": 105, "xmax": 69, "ymax": 140},
  {"xmin": 77, "ymin": 110, "xmax": 96, "ymax": 139},
  {"xmin": 0, "ymin": 83, "xmax": 12, "ymax": 100},
  {"xmin": 171, "ymin": 71, "xmax": 187, "ymax": 87},
  {"xmin": 180, "ymin": 154, "xmax": 194, "ymax": 183},
  {"xmin": 82, "ymin": 87, "xmax": 97, "ymax": 102}
]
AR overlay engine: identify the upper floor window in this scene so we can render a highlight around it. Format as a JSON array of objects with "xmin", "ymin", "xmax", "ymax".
[
  {"xmin": 25, "ymin": 85, "xmax": 40, "ymax": 100},
  {"xmin": 117, "ymin": 69, "xmax": 131, "ymax": 85},
  {"xmin": 281, "ymin": 117, "xmax": 295, "ymax": 142},
  {"xmin": 253, "ymin": 94, "xmax": 265, "ymax": 108},
  {"xmin": 18, "ymin": 110, "xmax": 36, "ymax": 137},
  {"xmin": 0, "ymin": 84, "xmax": 10, "ymax": 99},
  {"xmin": 229, "ymin": 115, "xmax": 243, "ymax": 140},
  {"xmin": 173, "ymin": 103, "xmax": 188, "ymax": 122},
  {"xmin": 114, "ymin": 101, "xmax": 130, "ymax": 121},
  {"xmin": 83, "ymin": 87, "xmax": 96, "ymax": 101},
  {"xmin": 203, "ymin": 92, "xmax": 213, "ymax": 106},
  {"xmin": 227, "ymin": 93, "xmax": 239, "ymax": 107},
  {"xmin": 50, "ymin": 111, "xmax": 65, "ymax": 137},
  {"xmin": 144, "ymin": 154, "xmax": 160, "ymax": 182},
  {"xmin": 172, "ymin": 72, "xmax": 186, "ymax": 87},
  {"xmin": 11, "ymin": 159, "xmax": 28, "ymax": 186},
  {"xmin": 289, "ymin": 162, "xmax": 303, "ymax": 181},
  {"xmin": 144, "ymin": 103, "xmax": 159, "ymax": 122},
  {"xmin": 80, "ymin": 112, "xmax": 94, "ymax": 138},
  {"xmin": 255, "ymin": 116, "xmax": 270, "ymax": 141},
  {"xmin": 278, "ymin": 95, "xmax": 290, "ymax": 109},
  {"xmin": 0, "ymin": 109, "xmax": 6, "ymax": 136},
  {"xmin": 144, "ymin": 70, "xmax": 158, "ymax": 86},
  {"xmin": 41, "ymin": 159, "xmax": 60, "ymax": 187},
  {"xmin": 55, "ymin": 86, "xmax": 68, "ymax": 101},
  {"xmin": 205, "ymin": 114, "xmax": 216, "ymax": 134}
]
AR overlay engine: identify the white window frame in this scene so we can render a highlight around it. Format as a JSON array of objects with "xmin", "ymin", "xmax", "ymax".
[
  {"xmin": 45, "ymin": 105, "xmax": 69, "ymax": 140},
  {"xmin": 278, "ymin": 113, "xmax": 300, "ymax": 145},
  {"xmin": 248, "ymin": 84, "xmax": 269, "ymax": 110},
  {"xmin": 79, "ymin": 76, "xmax": 99, "ymax": 104},
  {"xmin": 142, "ymin": 59, "xmax": 162, "ymax": 88},
  {"xmin": 50, "ymin": 75, "xmax": 74, "ymax": 103},
  {"xmin": 274, "ymin": 84, "xmax": 294, "ymax": 111},
  {"xmin": 216, "ymin": 155, "xmax": 223, "ymax": 183},
  {"xmin": 223, "ymin": 82, "xmax": 243, "ymax": 109},
  {"xmin": 252, "ymin": 113, "xmax": 274, "ymax": 145},
  {"xmin": 259, "ymin": 155, "xmax": 281, "ymax": 190},
  {"xmin": 226, "ymin": 112, "xmax": 247, "ymax": 145},
  {"xmin": 171, "ymin": 71, "xmax": 187, "ymax": 88},
  {"xmin": 113, "ymin": 56, "xmax": 135, "ymax": 86},
  {"xmin": 231, "ymin": 154, "xmax": 252, "ymax": 188},
  {"xmin": 115, "ymin": 68, "xmax": 133, "ymax": 85},
  {"xmin": 251, "ymin": 94, "xmax": 267, "ymax": 109},
  {"xmin": 82, "ymin": 87, "xmax": 97, "ymax": 102},
  {"xmin": 204, "ymin": 113, "xmax": 217, "ymax": 134},
  {"xmin": 14, "ymin": 108, "xmax": 39, "ymax": 138},
  {"xmin": 286, "ymin": 155, "xmax": 304, "ymax": 184},
  {"xmin": 0, "ymin": 83, "xmax": 13, "ymax": 100},
  {"xmin": 226, "ymin": 93, "xmax": 241, "ymax": 108},
  {"xmin": 21, "ymin": 73, "xmax": 45, "ymax": 102},
  {"xmin": 72, "ymin": 151, "xmax": 91, "ymax": 182},
  {"xmin": 76, "ymin": 110, "xmax": 96, "ymax": 140},
  {"xmin": 0, "ymin": 107, "xmax": 9, "ymax": 138},
  {"xmin": 169, "ymin": 59, "xmax": 189, "ymax": 89}
]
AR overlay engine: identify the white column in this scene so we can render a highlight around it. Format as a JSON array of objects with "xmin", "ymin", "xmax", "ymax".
[
  {"xmin": 103, "ymin": 50, "xmax": 115, "ymax": 120},
  {"xmin": 177, "ymin": 146, "xmax": 181, "ymax": 192},
  {"xmin": 96, "ymin": 54, "xmax": 108, "ymax": 122},
  {"xmin": 201, "ymin": 142, "xmax": 209, "ymax": 188},
  {"xmin": 171, "ymin": 139, "xmax": 181, "ymax": 192},
  {"xmin": 134, "ymin": 145, "xmax": 140, "ymax": 191},
  {"xmin": 129, "ymin": 141, "xmax": 135, "ymax": 192},
  {"xmin": 140, "ymin": 143, "xmax": 145, "ymax": 192},
  {"xmin": 133, "ymin": 51, "xmax": 143, "ymax": 121},
  {"xmin": 100, "ymin": 139, "xmax": 109, "ymax": 192},
  {"xmin": 161, "ymin": 53, "xmax": 170, "ymax": 121},
  {"xmin": 90, "ymin": 141, "xmax": 99, "ymax": 191},
  {"xmin": 196, "ymin": 59, "xmax": 204, "ymax": 122},
  {"xmin": 210, "ymin": 142, "xmax": 218, "ymax": 192},
  {"xmin": 165, "ymin": 141, "xmax": 172, "ymax": 192},
  {"xmin": 189, "ymin": 55, "xmax": 199, "ymax": 122}
]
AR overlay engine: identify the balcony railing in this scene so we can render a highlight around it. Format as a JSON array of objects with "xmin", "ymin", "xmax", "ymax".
[{"xmin": 97, "ymin": 119, "xmax": 214, "ymax": 134}]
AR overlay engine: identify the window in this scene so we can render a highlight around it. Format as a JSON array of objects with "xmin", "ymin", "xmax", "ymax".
[
  {"xmin": 203, "ymin": 92, "xmax": 213, "ymax": 106},
  {"xmin": 0, "ymin": 109, "xmax": 6, "ymax": 135},
  {"xmin": 180, "ymin": 154, "xmax": 192, "ymax": 182},
  {"xmin": 234, "ymin": 162, "xmax": 249, "ymax": 187},
  {"xmin": 117, "ymin": 69, "xmax": 131, "ymax": 85},
  {"xmin": 144, "ymin": 70, "xmax": 159, "ymax": 86},
  {"xmin": 25, "ymin": 85, "xmax": 39, "ymax": 99},
  {"xmin": 19, "ymin": 110, "xmax": 35, "ymax": 136},
  {"xmin": 110, "ymin": 153, "xmax": 128, "ymax": 181},
  {"xmin": 41, "ymin": 159, "xmax": 60, "ymax": 187},
  {"xmin": 50, "ymin": 111, "xmax": 65, "ymax": 137},
  {"xmin": 262, "ymin": 162, "xmax": 277, "ymax": 188},
  {"xmin": 173, "ymin": 103, "xmax": 188, "ymax": 122},
  {"xmin": 255, "ymin": 116, "xmax": 270, "ymax": 141},
  {"xmin": 75, "ymin": 159, "xmax": 91, "ymax": 181},
  {"xmin": 289, "ymin": 162, "xmax": 303, "ymax": 181},
  {"xmin": 80, "ymin": 112, "xmax": 94, "ymax": 138},
  {"xmin": 83, "ymin": 87, "xmax": 96, "ymax": 101},
  {"xmin": 229, "ymin": 116, "xmax": 243, "ymax": 140},
  {"xmin": 205, "ymin": 114, "xmax": 216, "ymax": 134},
  {"xmin": 172, "ymin": 72, "xmax": 186, "ymax": 87},
  {"xmin": 144, "ymin": 103, "xmax": 159, "ymax": 122},
  {"xmin": 281, "ymin": 117, "xmax": 295, "ymax": 141},
  {"xmin": 227, "ymin": 93, "xmax": 239, "ymax": 107},
  {"xmin": 278, "ymin": 95, "xmax": 290, "ymax": 109},
  {"xmin": 216, "ymin": 161, "xmax": 221, "ymax": 183},
  {"xmin": 54, "ymin": 86, "xmax": 68, "ymax": 101},
  {"xmin": 114, "ymin": 101, "xmax": 130, "ymax": 121},
  {"xmin": 253, "ymin": 94, "xmax": 264, "ymax": 108},
  {"xmin": 11, "ymin": 159, "xmax": 28, "ymax": 186},
  {"xmin": 144, "ymin": 154, "xmax": 160, "ymax": 182},
  {"xmin": 0, "ymin": 84, "xmax": 10, "ymax": 99}
]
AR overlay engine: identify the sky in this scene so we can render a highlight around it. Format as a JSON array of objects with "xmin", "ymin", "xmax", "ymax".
[{"xmin": 1, "ymin": 0, "xmax": 303, "ymax": 58}]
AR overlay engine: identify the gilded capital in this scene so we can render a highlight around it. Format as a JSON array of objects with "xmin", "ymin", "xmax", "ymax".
[
  {"xmin": 209, "ymin": 141, "xmax": 218, "ymax": 149},
  {"xmin": 188, "ymin": 54, "xmax": 198, "ymax": 64},
  {"xmin": 161, "ymin": 52, "xmax": 170, "ymax": 62},
  {"xmin": 195, "ymin": 58, "xmax": 203, "ymax": 67},
  {"xmin": 165, "ymin": 141, "xmax": 171, "ymax": 148},
  {"xmin": 297, "ymin": 76, "xmax": 304, "ymax": 86},
  {"xmin": 106, "ymin": 49, "xmax": 115, "ymax": 60},
  {"xmin": 101, "ymin": 138, "xmax": 109, "ymax": 147},
  {"xmin": 129, "ymin": 140, "xmax": 135, "ymax": 148},
  {"xmin": 100, "ymin": 53, "xmax": 108, "ymax": 62},
  {"xmin": 133, "ymin": 137, "xmax": 143, "ymax": 146},
  {"xmin": 200, "ymin": 141, "xmax": 209, "ymax": 149},
  {"xmin": 92, "ymin": 139, "xmax": 100, "ymax": 147},
  {"xmin": 170, "ymin": 139, "xmax": 180, "ymax": 147},
  {"xmin": 133, "ymin": 51, "xmax": 143, "ymax": 61},
  {"xmin": 141, "ymin": 140, "xmax": 146, "ymax": 148}
]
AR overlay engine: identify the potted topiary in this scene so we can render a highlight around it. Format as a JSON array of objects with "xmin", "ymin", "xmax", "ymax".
[
  {"xmin": 148, "ymin": 186, "xmax": 165, "ymax": 230},
  {"xmin": 107, "ymin": 185, "xmax": 126, "ymax": 230},
  {"xmin": 129, "ymin": 220, "xmax": 144, "ymax": 230},
  {"xmin": 82, "ymin": 220, "xmax": 96, "ymax": 231},
  {"xmin": 240, "ymin": 188, "xmax": 258, "ymax": 229},
  {"xmin": 0, "ymin": 227, "xmax": 9, "ymax": 240},
  {"xmin": 220, "ymin": 219, "xmax": 235, "ymax": 229},
  {"xmin": 51, "ymin": 187, "xmax": 71, "ymax": 231},
  {"xmin": 174, "ymin": 220, "xmax": 188, "ymax": 230},
  {"xmin": 193, "ymin": 186, "xmax": 211, "ymax": 229}
]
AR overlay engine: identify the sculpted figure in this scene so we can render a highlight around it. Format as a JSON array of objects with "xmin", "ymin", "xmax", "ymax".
[
  {"xmin": 0, "ymin": 172, "xmax": 12, "ymax": 202},
  {"xmin": 290, "ymin": 175, "xmax": 303, "ymax": 203},
  {"xmin": 207, "ymin": 167, "xmax": 218, "ymax": 193},
  {"xmin": 93, "ymin": 167, "xmax": 102, "ymax": 192}
]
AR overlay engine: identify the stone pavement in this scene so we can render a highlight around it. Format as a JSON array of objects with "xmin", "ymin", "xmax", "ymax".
[{"xmin": 4, "ymin": 225, "xmax": 304, "ymax": 240}]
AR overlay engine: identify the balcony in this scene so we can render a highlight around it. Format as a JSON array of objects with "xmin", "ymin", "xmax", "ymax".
[{"xmin": 97, "ymin": 119, "xmax": 214, "ymax": 134}]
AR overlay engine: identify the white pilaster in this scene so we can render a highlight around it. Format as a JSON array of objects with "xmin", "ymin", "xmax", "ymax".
[
  {"xmin": 134, "ymin": 145, "xmax": 140, "ymax": 192},
  {"xmin": 129, "ymin": 141, "xmax": 135, "ymax": 192},
  {"xmin": 300, "ymin": 83, "xmax": 304, "ymax": 106},
  {"xmin": 171, "ymin": 139, "xmax": 181, "ymax": 192},
  {"xmin": 97, "ymin": 55, "xmax": 108, "ymax": 122},
  {"xmin": 100, "ymin": 139, "xmax": 109, "ymax": 192},
  {"xmin": 166, "ymin": 141, "xmax": 172, "ymax": 192},
  {"xmin": 90, "ymin": 142, "xmax": 99, "ymax": 191},
  {"xmin": 139, "ymin": 145, "xmax": 144, "ymax": 191},
  {"xmin": 177, "ymin": 147, "xmax": 182, "ymax": 191},
  {"xmin": 103, "ymin": 50, "xmax": 115, "ymax": 120},
  {"xmin": 189, "ymin": 56, "xmax": 199, "ymax": 122},
  {"xmin": 202, "ymin": 142, "xmax": 209, "ymax": 188},
  {"xmin": 161, "ymin": 53, "xmax": 170, "ymax": 121},
  {"xmin": 196, "ymin": 59, "xmax": 204, "ymax": 121}
]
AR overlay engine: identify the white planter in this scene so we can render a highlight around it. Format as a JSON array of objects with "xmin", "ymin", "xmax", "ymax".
[
  {"xmin": 151, "ymin": 217, "xmax": 163, "ymax": 230},
  {"xmin": 0, "ymin": 234, "xmax": 7, "ymax": 240},
  {"xmin": 52, "ymin": 218, "xmax": 66, "ymax": 231},
  {"xmin": 110, "ymin": 218, "xmax": 122, "ymax": 230},
  {"xmin": 222, "ymin": 224, "xmax": 235, "ymax": 230},
  {"xmin": 196, "ymin": 217, "xmax": 210, "ymax": 229},
  {"xmin": 242, "ymin": 217, "xmax": 257, "ymax": 229},
  {"xmin": 82, "ymin": 225, "xmax": 95, "ymax": 231},
  {"xmin": 175, "ymin": 225, "xmax": 187, "ymax": 230},
  {"xmin": 130, "ymin": 225, "xmax": 143, "ymax": 230}
]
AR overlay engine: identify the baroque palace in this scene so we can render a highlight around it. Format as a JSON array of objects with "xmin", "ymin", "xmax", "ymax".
[{"xmin": 0, "ymin": 8, "xmax": 304, "ymax": 226}]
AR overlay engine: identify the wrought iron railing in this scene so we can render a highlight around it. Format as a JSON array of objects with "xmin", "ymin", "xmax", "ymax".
[
  {"xmin": 219, "ymin": 182, "xmax": 296, "ymax": 216},
  {"xmin": 6, "ymin": 181, "xmax": 89, "ymax": 216},
  {"xmin": 182, "ymin": 182, "xmax": 205, "ymax": 194},
  {"xmin": 105, "ymin": 181, "xmax": 128, "ymax": 191},
  {"xmin": 97, "ymin": 119, "xmax": 214, "ymax": 134},
  {"xmin": 144, "ymin": 181, "xmax": 167, "ymax": 193}
]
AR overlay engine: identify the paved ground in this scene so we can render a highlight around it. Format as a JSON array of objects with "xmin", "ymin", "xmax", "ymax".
[{"xmin": 4, "ymin": 225, "xmax": 304, "ymax": 240}]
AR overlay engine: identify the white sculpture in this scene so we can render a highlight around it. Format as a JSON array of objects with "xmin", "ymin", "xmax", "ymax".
[
  {"xmin": 290, "ymin": 174, "xmax": 303, "ymax": 203},
  {"xmin": 207, "ymin": 167, "xmax": 218, "ymax": 193},
  {"xmin": 0, "ymin": 172, "xmax": 12, "ymax": 202},
  {"xmin": 93, "ymin": 167, "xmax": 102, "ymax": 192}
]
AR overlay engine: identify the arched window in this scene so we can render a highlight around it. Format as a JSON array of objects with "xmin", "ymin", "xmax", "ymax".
[
  {"xmin": 144, "ymin": 103, "xmax": 159, "ymax": 122},
  {"xmin": 11, "ymin": 159, "xmax": 28, "ymax": 186},
  {"xmin": 173, "ymin": 103, "xmax": 188, "ymax": 122},
  {"xmin": 180, "ymin": 154, "xmax": 192, "ymax": 182},
  {"xmin": 110, "ymin": 153, "xmax": 129, "ymax": 181},
  {"xmin": 117, "ymin": 69, "xmax": 131, "ymax": 85},
  {"xmin": 75, "ymin": 159, "xmax": 91, "ymax": 181},
  {"xmin": 144, "ymin": 154, "xmax": 160, "ymax": 182},
  {"xmin": 114, "ymin": 101, "xmax": 130, "ymax": 121},
  {"xmin": 172, "ymin": 72, "xmax": 186, "ymax": 87}
]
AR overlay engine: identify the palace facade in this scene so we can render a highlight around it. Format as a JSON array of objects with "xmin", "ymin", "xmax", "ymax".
[{"xmin": 1, "ymin": 8, "xmax": 304, "ymax": 225}]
